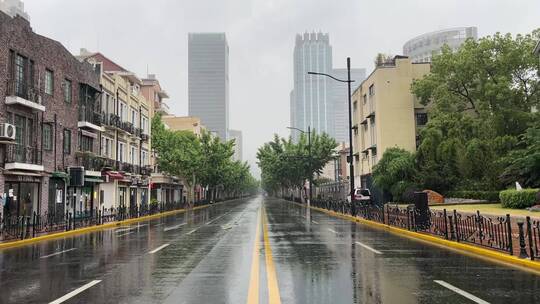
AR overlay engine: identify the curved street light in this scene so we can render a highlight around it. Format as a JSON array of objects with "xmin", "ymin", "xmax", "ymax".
[{"xmin": 308, "ymin": 57, "xmax": 356, "ymax": 203}]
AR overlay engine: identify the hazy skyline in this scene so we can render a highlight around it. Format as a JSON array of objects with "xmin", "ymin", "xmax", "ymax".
[{"xmin": 23, "ymin": 0, "xmax": 540, "ymax": 177}]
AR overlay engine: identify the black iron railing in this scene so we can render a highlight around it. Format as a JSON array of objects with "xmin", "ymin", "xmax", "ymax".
[
  {"xmin": 77, "ymin": 153, "xmax": 106, "ymax": 171},
  {"xmin": 78, "ymin": 106, "xmax": 102, "ymax": 126},
  {"xmin": 5, "ymin": 145, "xmax": 42, "ymax": 165},
  {"xmin": 296, "ymin": 197, "xmax": 539, "ymax": 259},
  {"xmin": 6, "ymin": 79, "xmax": 42, "ymax": 105}
]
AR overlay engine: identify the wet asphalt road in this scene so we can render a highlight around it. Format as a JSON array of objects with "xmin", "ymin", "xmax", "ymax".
[{"xmin": 0, "ymin": 196, "xmax": 538, "ymax": 304}]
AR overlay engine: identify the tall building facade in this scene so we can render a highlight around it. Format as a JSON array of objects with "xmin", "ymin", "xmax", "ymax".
[
  {"xmin": 0, "ymin": 0, "xmax": 29, "ymax": 20},
  {"xmin": 188, "ymin": 33, "xmax": 229, "ymax": 140},
  {"xmin": 403, "ymin": 27, "xmax": 478, "ymax": 63},
  {"xmin": 291, "ymin": 32, "xmax": 333, "ymax": 142},
  {"xmin": 228, "ymin": 129, "xmax": 243, "ymax": 161},
  {"xmin": 330, "ymin": 68, "xmax": 366, "ymax": 143}
]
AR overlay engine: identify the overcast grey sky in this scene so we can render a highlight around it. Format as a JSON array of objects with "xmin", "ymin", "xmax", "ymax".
[{"xmin": 24, "ymin": 0, "xmax": 540, "ymax": 177}]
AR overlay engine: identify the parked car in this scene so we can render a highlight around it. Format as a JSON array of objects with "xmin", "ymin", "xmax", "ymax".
[{"xmin": 347, "ymin": 188, "xmax": 371, "ymax": 203}]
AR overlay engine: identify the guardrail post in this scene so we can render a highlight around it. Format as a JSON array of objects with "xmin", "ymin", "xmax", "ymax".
[
  {"xmin": 443, "ymin": 209, "xmax": 449, "ymax": 240},
  {"xmin": 32, "ymin": 212, "xmax": 36, "ymax": 238},
  {"xmin": 517, "ymin": 221, "xmax": 528, "ymax": 259},
  {"xmin": 453, "ymin": 210, "xmax": 460, "ymax": 242},
  {"xmin": 506, "ymin": 214, "xmax": 513, "ymax": 255},
  {"xmin": 381, "ymin": 205, "xmax": 386, "ymax": 224},
  {"xmin": 526, "ymin": 216, "xmax": 535, "ymax": 260}
]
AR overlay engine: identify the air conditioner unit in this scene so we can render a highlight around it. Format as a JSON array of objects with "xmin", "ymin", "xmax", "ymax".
[{"xmin": 0, "ymin": 123, "xmax": 16, "ymax": 140}]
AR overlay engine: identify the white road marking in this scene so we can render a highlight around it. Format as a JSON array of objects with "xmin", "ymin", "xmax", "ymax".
[
  {"xmin": 40, "ymin": 248, "xmax": 77, "ymax": 259},
  {"xmin": 153, "ymin": 223, "xmax": 165, "ymax": 227},
  {"xmin": 355, "ymin": 242, "xmax": 383, "ymax": 255},
  {"xmin": 116, "ymin": 231, "xmax": 134, "ymax": 237},
  {"xmin": 48, "ymin": 280, "xmax": 101, "ymax": 304},
  {"xmin": 149, "ymin": 244, "xmax": 170, "ymax": 254},
  {"xmin": 328, "ymin": 228, "xmax": 338, "ymax": 234},
  {"xmin": 434, "ymin": 280, "xmax": 490, "ymax": 304},
  {"xmin": 115, "ymin": 224, "xmax": 147, "ymax": 233},
  {"xmin": 311, "ymin": 220, "xmax": 319, "ymax": 224},
  {"xmin": 186, "ymin": 228, "xmax": 198, "ymax": 235},
  {"xmin": 164, "ymin": 223, "xmax": 186, "ymax": 232},
  {"xmin": 206, "ymin": 214, "xmax": 225, "ymax": 225}
]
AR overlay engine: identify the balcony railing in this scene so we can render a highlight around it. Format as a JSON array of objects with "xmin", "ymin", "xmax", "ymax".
[
  {"xmin": 120, "ymin": 121, "xmax": 134, "ymax": 134},
  {"xmin": 5, "ymin": 80, "xmax": 44, "ymax": 111},
  {"xmin": 78, "ymin": 107, "xmax": 103, "ymax": 127},
  {"xmin": 5, "ymin": 145, "xmax": 42, "ymax": 165},
  {"xmin": 141, "ymin": 133, "xmax": 150, "ymax": 142},
  {"xmin": 77, "ymin": 153, "xmax": 106, "ymax": 171},
  {"xmin": 140, "ymin": 165, "xmax": 152, "ymax": 176},
  {"xmin": 103, "ymin": 113, "xmax": 121, "ymax": 128}
]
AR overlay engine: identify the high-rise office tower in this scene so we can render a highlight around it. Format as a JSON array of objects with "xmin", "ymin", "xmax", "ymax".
[
  {"xmin": 331, "ymin": 68, "xmax": 366, "ymax": 143},
  {"xmin": 188, "ymin": 33, "xmax": 229, "ymax": 140},
  {"xmin": 290, "ymin": 32, "xmax": 333, "ymax": 142}
]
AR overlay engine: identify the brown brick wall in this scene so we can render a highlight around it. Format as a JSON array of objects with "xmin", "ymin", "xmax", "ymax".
[{"xmin": 0, "ymin": 12, "xmax": 100, "ymax": 215}]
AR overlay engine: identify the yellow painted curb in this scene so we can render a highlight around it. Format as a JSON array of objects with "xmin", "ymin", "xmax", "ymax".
[
  {"xmin": 290, "ymin": 201, "xmax": 540, "ymax": 275},
  {"xmin": 0, "ymin": 202, "xmax": 220, "ymax": 250}
]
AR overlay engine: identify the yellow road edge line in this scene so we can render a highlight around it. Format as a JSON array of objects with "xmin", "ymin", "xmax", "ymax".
[
  {"xmin": 246, "ymin": 207, "xmax": 261, "ymax": 304},
  {"xmin": 0, "ymin": 202, "xmax": 221, "ymax": 250},
  {"xmin": 262, "ymin": 207, "xmax": 282, "ymax": 304},
  {"xmin": 289, "ymin": 201, "xmax": 540, "ymax": 275}
]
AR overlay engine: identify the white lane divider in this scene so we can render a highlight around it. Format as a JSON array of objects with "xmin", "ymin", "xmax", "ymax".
[
  {"xmin": 48, "ymin": 280, "xmax": 101, "ymax": 304},
  {"xmin": 355, "ymin": 241, "xmax": 383, "ymax": 255},
  {"xmin": 328, "ymin": 228, "xmax": 338, "ymax": 234},
  {"xmin": 311, "ymin": 220, "xmax": 319, "ymax": 224},
  {"xmin": 206, "ymin": 214, "xmax": 225, "ymax": 225},
  {"xmin": 164, "ymin": 223, "xmax": 186, "ymax": 232},
  {"xmin": 186, "ymin": 228, "xmax": 198, "ymax": 235},
  {"xmin": 116, "ymin": 231, "xmax": 134, "ymax": 237},
  {"xmin": 149, "ymin": 244, "xmax": 170, "ymax": 254},
  {"xmin": 434, "ymin": 280, "xmax": 490, "ymax": 304},
  {"xmin": 40, "ymin": 248, "xmax": 77, "ymax": 259},
  {"xmin": 153, "ymin": 223, "xmax": 165, "ymax": 227},
  {"xmin": 115, "ymin": 224, "xmax": 148, "ymax": 234}
]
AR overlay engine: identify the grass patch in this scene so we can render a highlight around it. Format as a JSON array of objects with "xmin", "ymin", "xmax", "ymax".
[{"xmin": 430, "ymin": 203, "xmax": 540, "ymax": 218}]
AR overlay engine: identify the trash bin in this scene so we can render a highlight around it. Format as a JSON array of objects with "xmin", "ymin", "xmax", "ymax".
[{"xmin": 414, "ymin": 191, "xmax": 429, "ymax": 230}]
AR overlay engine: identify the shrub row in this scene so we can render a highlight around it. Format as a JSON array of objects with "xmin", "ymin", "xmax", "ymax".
[
  {"xmin": 499, "ymin": 189, "xmax": 539, "ymax": 209},
  {"xmin": 445, "ymin": 190, "xmax": 500, "ymax": 202}
]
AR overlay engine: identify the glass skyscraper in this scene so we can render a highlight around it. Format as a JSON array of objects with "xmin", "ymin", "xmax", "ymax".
[{"xmin": 188, "ymin": 33, "xmax": 229, "ymax": 140}]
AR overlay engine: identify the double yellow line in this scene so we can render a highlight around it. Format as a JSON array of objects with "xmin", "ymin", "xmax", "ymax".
[{"xmin": 247, "ymin": 207, "xmax": 281, "ymax": 304}]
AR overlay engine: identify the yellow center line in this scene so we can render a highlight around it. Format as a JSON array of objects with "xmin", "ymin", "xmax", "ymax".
[
  {"xmin": 262, "ymin": 207, "xmax": 282, "ymax": 304},
  {"xmin": 246, "ymin": 207, "xmax": 261, "ymax": 304}
]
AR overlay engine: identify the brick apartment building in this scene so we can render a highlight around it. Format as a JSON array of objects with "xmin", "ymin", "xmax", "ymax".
[{"xmin": 0, "ymin": 12, "xmax": 101, "ymax": 218}]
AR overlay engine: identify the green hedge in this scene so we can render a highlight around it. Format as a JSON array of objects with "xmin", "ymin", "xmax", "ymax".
[
  {"xmin": 445, "ymin": 191, "xmax": 500, "ymax": 202},
  {"xmin": 499, "ymin": 189, "xmax": 539, "ymax": 209}
]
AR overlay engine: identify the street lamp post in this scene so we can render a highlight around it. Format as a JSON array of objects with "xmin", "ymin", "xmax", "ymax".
[
  {"xmin": 308, "ymin": 57, "xmax": 356, "ymax": 203},
  {"xmin": 287, "ymin": 126, "xmax": 312, "ymax": 207}
]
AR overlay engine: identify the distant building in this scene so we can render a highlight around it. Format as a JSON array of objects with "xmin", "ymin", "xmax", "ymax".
[
  {"xmin": 330, "ymin": 68, "xmax": 366, "ymax": 143},
  {"xmin": 291, "ymin": 32, "xmax": 333, "ymax": 142},
  {"xmin": 228, "ymin": 129, "xmax": 243, "ymax": 161},
  {"xmin": 161, "ymin": 116, "xmax": 206, "ymax": 137},
  {"xmin": 403, "ymin": 27, "xmax": 478, "ymax": 63},
  {"xmin": 352, "ymin": 56, "xmax": 430, "ymax": 203},
  {"xmin": 141, "ymin": 74, "xmax": 170, "ymax": 115},
  {"xmin": 0, "ymin": 0, "xmax": 29, "ymax": 21},
  {"xmin": 188, "ymin": 33, "xmax": 229, "ymax": 140}
]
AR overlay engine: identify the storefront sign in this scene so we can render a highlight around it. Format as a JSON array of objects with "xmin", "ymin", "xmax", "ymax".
[{"xmin": 56, "ymin": 189, "xmax": 63, "ymax": 204}]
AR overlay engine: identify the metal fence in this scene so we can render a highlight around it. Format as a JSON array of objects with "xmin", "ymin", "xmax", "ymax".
[
  {"xmin": 0, "ymin": 200, "xmax": 206, "ymax": 242},
  {"xmin": 303, "ymin": 198, "xmax": 540, "ymax": 260}
]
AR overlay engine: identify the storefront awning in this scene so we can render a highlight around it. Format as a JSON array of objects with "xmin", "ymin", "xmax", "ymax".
[
  {"xmin": 103, "ymin": 171, "xmax": 124, "ymax": 180},
  {"xmin": 52, "ymin": 171, "xmax": 69, "ymax": 180},
  {"xmin": 85, "ymin": 177, "xmax": 104, "ymax": 183}
]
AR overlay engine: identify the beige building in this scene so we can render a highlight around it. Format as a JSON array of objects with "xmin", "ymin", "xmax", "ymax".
[
  {"xmin": 78, "ymin": 49, "xmax": 152, "ymax": 213},
  {"xmin": 352, "ymin": 56, "xmax": 430, "ymax": 194},
  {"xmin": 160, "ymin": 115, "xmax": 207, "ymax": 202},
  {"xmin": 161, "ymin": 116, "xmax": 206, "ymax": 136}
]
